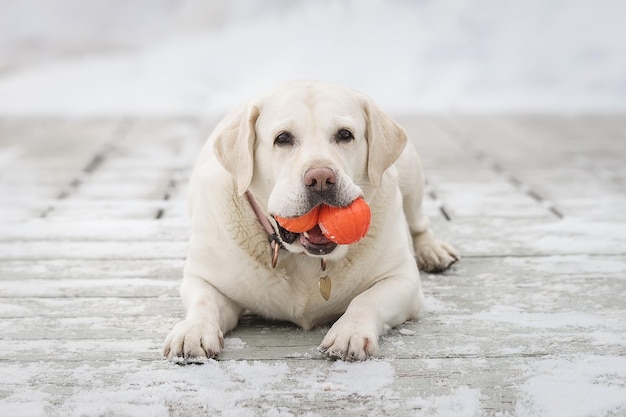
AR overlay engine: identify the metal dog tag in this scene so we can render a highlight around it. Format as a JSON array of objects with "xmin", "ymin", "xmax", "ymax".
[{"xmin": 319, "ymin": 276, "xmax": 331, "ymax": 301}]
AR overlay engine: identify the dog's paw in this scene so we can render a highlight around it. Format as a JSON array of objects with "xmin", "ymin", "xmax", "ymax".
[
  {"xmin": 416, "ymin": 240, "xmax": 459, "ymax": 273},
  {"xmin": 318, "ymin": 319, "xmax": 379, "ymax": 361},
  {"xmin": 163, "ymin": 320, "xmax": 224, "ymax": 362}
]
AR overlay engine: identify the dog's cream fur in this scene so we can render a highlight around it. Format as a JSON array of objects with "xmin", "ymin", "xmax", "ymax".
[{"xmin": 163, "ymin": 81, "xmax": 458, "ymax": 361}]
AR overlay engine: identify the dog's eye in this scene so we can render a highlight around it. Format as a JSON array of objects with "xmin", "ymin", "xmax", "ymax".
[
  {"xmin": 336, "ymin": 129, "xmax": 354, "ymax": 143},
  {"xmin": 274, "ymin": 131, "xmax": 294, "ymax": 146}
]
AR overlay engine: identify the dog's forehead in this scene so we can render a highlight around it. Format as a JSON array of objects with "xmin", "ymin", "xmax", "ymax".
[{"xmin": 258, "ymin": 83, "xmax": 364, "ymax": 130}]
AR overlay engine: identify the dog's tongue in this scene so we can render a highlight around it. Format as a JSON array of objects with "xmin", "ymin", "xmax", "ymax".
[{"xmin": 306, "ymin": 225, "xmax": 331, "ymax": 244}]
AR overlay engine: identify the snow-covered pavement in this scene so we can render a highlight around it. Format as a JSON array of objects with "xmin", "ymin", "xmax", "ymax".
[{"xmin": 1, "ymin": 114, "xmax": 625, "ymax": 416}]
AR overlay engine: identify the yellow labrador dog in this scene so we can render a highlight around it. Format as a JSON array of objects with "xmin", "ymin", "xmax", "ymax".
[{"xmin": 163, "ymin": 81, "xmax": 458, "ymax": 361}]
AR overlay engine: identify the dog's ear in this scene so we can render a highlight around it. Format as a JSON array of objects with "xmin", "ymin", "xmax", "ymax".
[
  {"xmin": 362, "ymin": 97, "xmax": 408, "ymax": 186},
  {"xmin": 213, "ymin": 103, "xmax": 261, "ymax": 195}
]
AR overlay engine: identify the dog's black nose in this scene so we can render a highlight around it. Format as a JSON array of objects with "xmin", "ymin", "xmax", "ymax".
[{"xmin": 304, "ymin": 167, "xmax": 336, "ymax": 193}]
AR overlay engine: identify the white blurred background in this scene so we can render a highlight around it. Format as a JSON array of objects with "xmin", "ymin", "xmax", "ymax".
[{"xmin": 0, "ymin": 0, "xmax": 624, "ymax": 116}]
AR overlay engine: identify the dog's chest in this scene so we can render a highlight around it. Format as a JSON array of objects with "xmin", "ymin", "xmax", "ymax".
[{"xmin": 244, "ymin": 253, "xmax": 373, "ymax": 329}]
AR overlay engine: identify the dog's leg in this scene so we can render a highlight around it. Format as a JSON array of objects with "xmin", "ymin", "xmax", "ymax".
[
  {"xmin": 396, "ymin": 145, "xmax": 459, "ymax": 272},
  {"xmin": 163, "ymin": 275, "xmax": 244, "ymax": 361},
  {"xmin": 319, "ymin": 270, "xmax": 423, "ymax": 360}
]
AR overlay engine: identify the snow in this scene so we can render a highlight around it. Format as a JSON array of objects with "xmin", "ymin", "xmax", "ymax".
[
  {"xmin": 408, "ymin": 386, "xmax": 483, "ymax": 417},
  {"xmin": 422, "ymin": 294, "xmax": 457, "ymax": 313},
  {"xmin": 224, "ymin": 337, "xmax": 247, "ymax": 351},
  {"xmin": 0, "ymin": 358, "xmax": 487, "ymax": 416},
  {"xmin": 324, "ymin": 360, "xmax": 395, "ymax": 395},
  {"xmin": 516, "ymin": 356, "xmax": 626, "ymax": 417},
  {"xmin": 0, "ymin": 359, "xmax": 454, "ymax": 416},
  {"xmin": 0, "ymin": 0, "xmax": 625, "ymax": 117},
  {"xmin": 529, "ymin": 220, "xmax": 626, "ymax": 255},
  {"xmin": 458, "ymin": 306, "xmax": 625, "ymax": 330},
  {"xmin": 0, "ymin": 391, "xmax": 49, "ymax": 417}
]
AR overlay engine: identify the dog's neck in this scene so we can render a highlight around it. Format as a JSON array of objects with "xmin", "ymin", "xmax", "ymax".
[
  {"xmin": 244, "ymin": 190, "xmax": 329, "ymax": 273},
  {"xmin": 244, "ymin": 191, "xmax": 274, "ymax": 237},
  {"xmin": 245, "ymin": 191, "xmax": 282, "ymax": 268}
]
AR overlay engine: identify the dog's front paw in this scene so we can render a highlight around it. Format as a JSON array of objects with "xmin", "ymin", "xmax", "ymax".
[
  {"xmin": 163, "ymin": 320, "xmax": 224, "ymax": 362},
  {"xmin": 416, "ymin": 239, "xmax": 459, "ymax": 273},
  {"xmin": 318, "ymin": 319, "xmax": 379, "ymax": 361}
]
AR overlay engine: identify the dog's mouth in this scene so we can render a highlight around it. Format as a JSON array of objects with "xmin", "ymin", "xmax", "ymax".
[{"xmin": 276, "ymin": 223, "xmax": 337, "ymax": 255}]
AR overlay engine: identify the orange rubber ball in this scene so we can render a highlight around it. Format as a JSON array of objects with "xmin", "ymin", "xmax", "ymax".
[
  {"xmin": 318, "ymin": 197, "xmax": 371, "ymax": 245},
  {"xmin": 274, "ymin": 206, "xmax": 320, "ymax": 233}
]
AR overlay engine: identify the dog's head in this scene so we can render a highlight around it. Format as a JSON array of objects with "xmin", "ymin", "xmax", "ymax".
[{"xmin": 214, "ymin": 81, "xmax": 407, "ymax": 259}]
